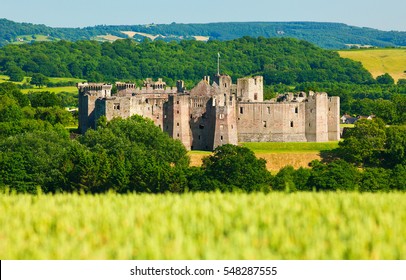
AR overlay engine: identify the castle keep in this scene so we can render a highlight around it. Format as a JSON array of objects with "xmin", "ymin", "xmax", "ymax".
[{"xmin": 78, "ymin": 74, "xmax": 340, "ymax": 151}]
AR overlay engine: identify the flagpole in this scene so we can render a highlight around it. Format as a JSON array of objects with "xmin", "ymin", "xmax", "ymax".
[{"xmin": 217, "ymin": 52, "xmax": 220, "ymax": 75}]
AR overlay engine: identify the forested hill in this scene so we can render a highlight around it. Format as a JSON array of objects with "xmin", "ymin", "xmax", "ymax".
[
  {"xmin": 1, "ymin": 18, "xmax": 406, "ymax": 49},
  {"xmin": 0, "ymin": 37, "xmax": 374, "ymax": 85}
]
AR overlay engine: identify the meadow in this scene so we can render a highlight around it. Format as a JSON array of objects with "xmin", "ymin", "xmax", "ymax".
[
  {"xmin": 338, "ymin": 48, "xmax": 406, "ymax": 82},
  {"xmin": 189, "ymin": 142, "xmax": 339, "ymax": 172},
  {"xmin": 0, "ymin": 75, "xmax": 83, "ymax": 94},
  {"xmin": 0, "ymin": 192, "xmax": 405, "ymax": 260}
]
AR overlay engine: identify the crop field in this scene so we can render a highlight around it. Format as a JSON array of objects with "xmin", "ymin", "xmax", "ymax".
[
  {"xmin": 20, "ymin": 86, "xmax": 78, "ymax": 94},
  {"xmin": 189, "ymin": 142, "xmax": 338, "ymax": 171},
  {"xmin": 338, "ymin": 48, "xmax": 406, "ymax": 82},
  {"xmin": 0, "ymin": 192, "xmax": 405, "ymax": 260}
]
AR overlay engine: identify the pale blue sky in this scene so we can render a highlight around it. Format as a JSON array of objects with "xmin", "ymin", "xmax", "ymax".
[{"xmin": 1, "ymin": 0, "xmax": 405, "ymax": 31}]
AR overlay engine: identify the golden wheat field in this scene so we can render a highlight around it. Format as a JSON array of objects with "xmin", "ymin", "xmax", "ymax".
[
  {"xmin": 338, "ymin": 48, "xmax": 406, "ymax": 82},
  {"xmin": 1, "ymin": 192, "xmax": 405, "ymax": 260}
]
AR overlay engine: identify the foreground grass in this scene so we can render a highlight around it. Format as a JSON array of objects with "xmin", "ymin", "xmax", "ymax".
[
  {"xmin": 1, "ymin": 192, "xmax": 405, "ymax": 259},
  {"xmin": 339, "ymin": 48, "xmax": 406, "ymax": 82}
]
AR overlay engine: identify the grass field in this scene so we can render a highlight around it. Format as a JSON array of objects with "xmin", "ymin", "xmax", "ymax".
[
  {"xmin": 0, "ymin": 192, "xmax": 404, "ymax": 259},
  {"xmin": 338, "ymin": 48, "xmax": 406, "ymax": 82},
  {"xmin": 0, "ymin": 74, "xmax": 83, "ymax": 94},
  {"xmin": 189, "ymin": 142, "xmax": 338, "ymax": 172},
  {"xmin": 20, "ymin": 86, "xmax": 78, "ymax": 94}
]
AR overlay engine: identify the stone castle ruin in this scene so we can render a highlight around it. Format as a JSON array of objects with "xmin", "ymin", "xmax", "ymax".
[{"xmin": 78, "ymin": 74, "xmax": 340, "ymax": 151}]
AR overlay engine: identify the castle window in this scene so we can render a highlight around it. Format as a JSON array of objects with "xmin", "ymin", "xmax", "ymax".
[
  {"xmin": 177, "ymin": 133, "xmax": 179, "ymax": 137},
  {"xmin": 267, "ymin": 107, "xmax": 271, "ymax": 114},
  {"xmin": 220, "ymin": 125, "xmax": 224, "ymax": 130},
  {"xmin": 263, "ymin": 121, "xmax": 267, "ymax": 128},
  {"xmin": 177, "ymin": 101, "xmax": 179, "ymax": 104},
  {"xmin": 177, "ymin": 110, "xmax": 179, "ymax": 114},
  {"xmin": 295, "ymin": 107, "xmax": 298, "ymax": 113},
  {"xmin": 199, "ymin": 124, "xmax": 205, "ymax": 129},
  {"xmin": 198, "ymin": 135, "xmax": 201, "ymax": 140},
  {"xmin": 157, "ymin": 115, "xmax": 159, "ymax": 119},
  {"xmin": 177, "ymin": 122, "xmax": 179, "ymax": 127},
  {"xmin": 290, "ymin": 121, "xmax": 294, "ymax": 128},
  {"xmin": 145, "ymin": 99, "xmax": 149, "ymax": 104},
  {"xmin": 240, "ymin": 107, "xmax": 244, "ymax": 114},
  {"xmin": 254, "ymin": 93, "xmax": 258, "ymax": 101},
  {"xmin": 219, "ymin": 114, "xmax": 224, "ymax": 119},
  {"xmin": 309, "ymin": 123, "xmax": 311, "ymax": 127},
  {"xmin": 164, "ymin": 115, "xmax": 167, "ymax": 119},
  {"xmin": 114, "ymin": 103, "xmax": 120, "ymax": 110},
  {"xmin": 220, "ymin": 136, "xmax": 223, "ymax": 141},
  {"xmin": 231, "ymin": 125, "xmax": 234, "ymax": 129}
]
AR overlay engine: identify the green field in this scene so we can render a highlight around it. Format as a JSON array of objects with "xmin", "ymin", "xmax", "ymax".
[
  {"xmin": 0, "ymin": 75, "xmax": 83, "ymax": 94},
  {"xmin": 0, "ymin": 192, "xmax": 404, "ymax": 259},
  {"xmin": 338, "ymin": 48, "xmax": 406, "ymax": 82},
  {"xmin": 20, "ymin": 86, "xmax": 78, "ymax": 94},
  {"xmin": 241, "ymin": 142, "xmax": 339, "ymax": 153}
]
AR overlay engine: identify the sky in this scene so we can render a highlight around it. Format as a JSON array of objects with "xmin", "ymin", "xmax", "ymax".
[{"xmin": 1, "ymin": 0, "xmax": 405, "ymax": 31}]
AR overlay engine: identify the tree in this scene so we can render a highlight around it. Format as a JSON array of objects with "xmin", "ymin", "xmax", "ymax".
[
  {"xmin": 201, "ymin": 144, "xmax": 272, "ymax": 192},
  {"xmin": 30, "ymin": 73, "xmax": 49, "ymax": 88},
  {"xmin": 6, "ymin": 64, "xmax": 25, "ymax": 82},
  {"xmin": 359, "ymin": 168, "xmax": 391, "ymax": 192},
  {"xmin": 308, "ymin": 160, "xmax": 360, "ymax": 191},
  {"xmin": 376, "ymin": 73, "xmax": 395, "ymax": 85},
  {"xmin": 338, "ymin": 119, "xmax": 386, "ymax": 166}
]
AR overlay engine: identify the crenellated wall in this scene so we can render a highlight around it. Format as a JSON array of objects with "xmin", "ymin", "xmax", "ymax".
[{"xmin": 78, "ymin": 76, "xmax": 340, "ymax": 151}]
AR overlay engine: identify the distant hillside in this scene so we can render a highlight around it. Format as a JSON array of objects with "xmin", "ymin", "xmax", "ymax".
[
  {"xmin": 339, "ymin": 48, "xmax": 406, "ymax": 82},
  {"xmin": 1, "ymin": 19, "xmax": 406, "ymax": 49}
]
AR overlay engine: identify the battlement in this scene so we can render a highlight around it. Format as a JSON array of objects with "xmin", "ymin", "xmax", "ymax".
[{"xmin": 79, "ymin": 74, "xmax": 340, "ymax": 150}]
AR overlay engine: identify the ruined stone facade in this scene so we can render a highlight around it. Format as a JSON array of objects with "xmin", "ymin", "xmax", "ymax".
[{"xmin": 78, "ymin": 74, "xmax": 340, "ymax": 151}]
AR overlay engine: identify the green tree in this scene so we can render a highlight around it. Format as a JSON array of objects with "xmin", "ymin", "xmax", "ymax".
[
  {"xmin": 308, "ymin": 160, "xmax": 360, "ymax": 191},
  {"xmin": 6, "ymin": 64, "xmax": 25, "ymax": 82},
  {"xmin": 201, "ymin": 144, "xmax": 272, "ymax": 192},
  {"xmin": 376, "ymin": 73, "xmax": 395, "ymax": 85},
  {"xmin": 359, "ymin": 168, "xmax": 391, "ymax": 192},
  {"xmin": 338, "ymin": 119, "xmax": 386, "ymax": 166},
  {"xmin": 30, "ymin": 73, "xmax": 49, "ymax": 88}
]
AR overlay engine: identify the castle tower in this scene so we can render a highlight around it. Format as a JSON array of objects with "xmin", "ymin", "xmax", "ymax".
[
  {"xmin": 328, "ymin": 96, "xmax": 340, "ymax": 141},
  {"xmin": 305, "ymin": 92, "xmax": 329, "ymax": 142},
  {"xmin": 213, "ymin": 74, "xmax": 232, "ymax": 94},
  {"xmin": 236, "ymin": 76, "xmax": 264, "ymax": 102},
  {"xmin": 212, "ymin": 91, "xmax": 238, "ymax": 149},
  {"xmin": 77, "ymin": 83, "xmax": 112, "ymax": 134},
  {"xmin": 165, "ymin": 94, "xmax": 192, "ymax": 150}
]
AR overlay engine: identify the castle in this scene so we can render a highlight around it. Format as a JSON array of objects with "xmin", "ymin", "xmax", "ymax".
[{"xmin": 78, "ymin": 74, "xmax": 340, "ymax": 151}]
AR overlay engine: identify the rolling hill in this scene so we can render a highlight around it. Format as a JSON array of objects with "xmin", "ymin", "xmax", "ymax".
[
  {"xmin": 339, "ymin": 48, "xmax": 406, "ymax": 81},
  {"xmin": 1, "ymin": 18, "xmax": 406, "ymax": 49}
]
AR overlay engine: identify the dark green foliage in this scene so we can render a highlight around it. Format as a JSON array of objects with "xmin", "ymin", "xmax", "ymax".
[
  {"xmin": 28, "ymin": 91, "xmax": 62, "ymax": 108},
  {"xmin": 0, "ymin": 129, "xmax": 71, "ymax": 193},
  {"xmin": 376, "ymin": 73, "xmax": 395, "ymax": 85},
  {"xmin": 0, "ymin": 37, "xmax": 373, "ymax": 85},
  {"xmin": 308, "ymin": 160, "xmax": 360, "ymax": 191},
  {"xmin": 75, "ymin": 115, "xmax": 190, "ymax": 193},
  {"xmin": 200, "ymin": 144, "xmax": 272, "ymax": 192},
  {"xmin": 5, "ymin": 64, "xmax": 25, "ymax": 82},
  {"xmin": 385, "ymin": 126, "xmax": 406, "ymax": 166},
  {"xmin": 0, "ymin": 82, "xmax": 30, "ymax": 107},
  {"xmin": 391, "ymin": 164, "xmax": 406, "ymax": 190},
  {"xmin": 360, "ymin": 168, "xmax": 391, "ymax": 192},
  {"xmin": 338, "ymin": 119, "xmax": 386, "ymax": 166},
  {"xmin": 30, "ymin": 73, "xmax": 49, "ymax": 87}
]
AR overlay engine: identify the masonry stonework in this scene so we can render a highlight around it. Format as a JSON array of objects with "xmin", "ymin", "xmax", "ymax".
[{"xmin": 78, "ymin": 74, "xmax": 340, "ymax": 151}]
